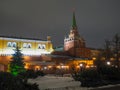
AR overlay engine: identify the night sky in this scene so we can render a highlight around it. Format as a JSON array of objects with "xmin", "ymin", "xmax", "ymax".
[{"xmin": 1, "ymin": 0, "xmax": 120, "ymax": 48}]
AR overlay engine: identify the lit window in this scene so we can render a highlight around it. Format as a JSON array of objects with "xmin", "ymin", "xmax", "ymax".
[
  {"xmin": 23, "ymin": 43, "xmax": 32, "ymax": 48},
  {"xmin": 38, "ymin": 44, "xmax": 42, "ymax": 49},
  {"xmin": 38, "ymin": 44, "xmax": 46, "ymax": 49},
  {"xmin": 12, "ymin": 42, "xmax": 16, "ymax": 47},
  {"xmin": 27, "ymin": 43, "xmax": 32, "ymax": 48},
  {"xmin": 23, "ymin": 43, "xmax": 27, "ymax": 48},
  {"xmin": 42, "ymin": 45, "xmax": 46, "ymax": 49},
  {"xmin": 7, "ymin": 42, "xmax": 12, "ymax": 47}
]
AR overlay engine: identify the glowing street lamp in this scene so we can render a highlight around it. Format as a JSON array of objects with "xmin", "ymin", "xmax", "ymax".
[
  {"xmin": 80, "ymin": 63, "xmax": 83, "ymax": 67},
  {"xmin": 79, "ymin": 63, "xmax": 84, "ymax": 71},
  {"xmin": 44, "ymin": 66, "xmax": 47, "ymax": 70},
  {"xmin": 106, "ymin": 61, "xmax": 111, "ymax": 65}
]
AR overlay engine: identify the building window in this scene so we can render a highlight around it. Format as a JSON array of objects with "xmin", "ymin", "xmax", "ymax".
[
  {"xmin": 23, "ymin": 43, "xmax": 27, "ymax": 48},
  {"xmin": 23, "ymin": 43, "xmax": 32, "ymax": 48},
  {"xmin": 28, "ymin": 43, "xmax": 32, "ymax": 48},
  {"xmin": 38, "ymin": 44, "xmax": 42, "ymax": 49},
  {"xmin": 7, "ymin": 42, "xmax": 12, "ymax": 47},
  {"xmin": 38, "ymin": 44, "xmax": 46, "ymax": 49},
  {"xmin": 12, "ymin": 42, "xmax": 16, "ymax": 47},
  {"xmin": 7, "ymin": 42, "xmax": 16, "ymax": 47},
  {"xmin": 42, "ymin": 45, "xmax": 45, "ymax": 49}
]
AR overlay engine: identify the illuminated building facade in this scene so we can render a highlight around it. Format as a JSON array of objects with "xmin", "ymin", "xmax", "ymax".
[
  {"xmin": 0, "ymin": 36, "xmax": 53, "ymax": 55},
  {"xmin": 0, "ymin": 36, "xmax": 53, "ymax": 71}
]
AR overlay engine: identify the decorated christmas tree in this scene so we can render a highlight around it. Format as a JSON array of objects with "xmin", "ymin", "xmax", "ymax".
[{"xmin": 8, "ymin": 45, "xmax": 25, "ymax": 76}]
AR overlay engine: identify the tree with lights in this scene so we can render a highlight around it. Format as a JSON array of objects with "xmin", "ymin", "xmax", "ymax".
[{"xmin": 8, "ymin": 45, "xmax": 25, "ymax": 76}]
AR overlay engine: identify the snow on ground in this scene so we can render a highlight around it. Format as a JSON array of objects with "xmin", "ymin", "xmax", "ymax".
[
  {"xmin": 28, "ymin": 75, "xmax": 120, "ymax": 90},
  {"xmin": 28, "ymin": 75, "xmax": 87, "ymax": 90}
]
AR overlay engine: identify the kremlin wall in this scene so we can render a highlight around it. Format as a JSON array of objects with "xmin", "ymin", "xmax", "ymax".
[{"xmin": 0, "ymin": 12, "xmax": 99, "ymax": 72}]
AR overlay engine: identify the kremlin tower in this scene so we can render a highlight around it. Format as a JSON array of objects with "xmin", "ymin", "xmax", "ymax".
[{"xmin": 64, "ymin": 11, "xmax": 91, "ymax": 58}]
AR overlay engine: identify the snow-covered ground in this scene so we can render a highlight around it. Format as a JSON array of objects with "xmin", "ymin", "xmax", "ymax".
[
  {"xmin": 28, "ymin": 75, "xmax": 88, "ymax": 90},
  {"xmin": 28, "ymin": 75, "xmax": 120, "ymax": 90}
]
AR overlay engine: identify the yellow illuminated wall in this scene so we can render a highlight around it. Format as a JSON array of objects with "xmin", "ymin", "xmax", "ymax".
[{"xmin": 0, "ymin": 36, "xmax": 53, "ymax": 56}]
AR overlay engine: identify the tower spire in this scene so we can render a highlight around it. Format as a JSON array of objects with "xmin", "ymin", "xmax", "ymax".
[{"xmin": 72, "ymin": 10, "xmax": 77, "ymax": 29}]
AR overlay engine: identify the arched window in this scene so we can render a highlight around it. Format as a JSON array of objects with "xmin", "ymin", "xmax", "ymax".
[
  {"xmin": 12, "ymin": 42, "xmax": 16, "ymax": 47},
  {"xmin": 42, "ymin": 44, "xmax": 46, "ymax": 49},
  {"xmin": 27, "ymin": 43, "xmax": 32, "ymax": 48},
  {"xmin": 7, "ymin": 42, "xmax": 12, "ymax": 47},
  {"xmin": 23, "ymin": 43, "xmax": 27, "ymax": 48},
  {"xmin": 38, "ymin": 44, "xmax": 42, "ymax": 49}
]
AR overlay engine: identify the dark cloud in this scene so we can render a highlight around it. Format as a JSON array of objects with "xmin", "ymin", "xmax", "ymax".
[{"xmin": 1, "ymin": 0, "xmax": 120, "ymax": 48}]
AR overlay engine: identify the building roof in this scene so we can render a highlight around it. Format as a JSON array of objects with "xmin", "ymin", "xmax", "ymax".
[
  {"xmin": 0, "ymin": 35, "xmax": 47, "ymax": 42},
  {"xmin": 0, "ymin": 35, "xmax": 43, "ymax": 41}
]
